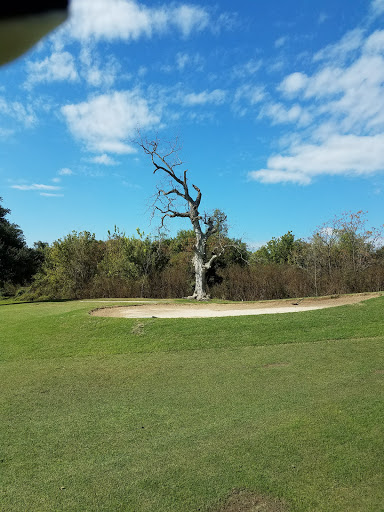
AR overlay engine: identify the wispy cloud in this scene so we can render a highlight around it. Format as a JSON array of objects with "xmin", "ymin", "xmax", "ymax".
[
  {"xmin": 11, "ymin": 184, "xmax": 62, "ymax": 191},
  {"xmin": 313, "ymin": 28, "xmax": 365, "ymax": 63},
  {"xmin": 249, "ymin": 134, "xmax": 384, "ymax": 185},
  {"xmin": 176, "ymin": 52, "xmax": 190, "ymax": 71},
  {"xmin": 58, "ymin": 168, "xmax": 74, "ymax": 176},
  {"xmin": 40, "ymin": 193, "xmax": 65, "ymax": 197},
  {"xmin": 25, "ymin": 51, "xmax": 79, "ymax": 88},
  {"xmin": 371, "ymin": 0, "xmax": 384, "ymax": 17},
  {"xmin": 249, "ymin": 23, "xmax": 384, "ymax": 185},
  {"xmin": 90, "ymin": 154, "xmax": 119, "ymax": 165},
  {"xmin": 183, "ymin": 89, "xmax": 227, "ymax": 106},
  {"xmin": 232, "ymin": 84, "xmax": 265, "ymax": 116},
  {"xmin": 0, "ymin": 97, "xmax": 37, "ymax": 128},
  {"xmin": 68, "ymin": 0, "xmax": 212, "ymax": 41},
  {"xmin": 259, "ymin": 102, "xmax": 311, "ymax": 126},
  {"xmin": 175, "ymin": 52, "xmax": 204, "ymax": 71},
  {"xmin": 122, "ymin": 180, "xmax": 141, "ymax": 189},
  {"xmin": 0, "ymin": 127, "xmax": 15, "ymax": 137},
  {"xmin": 51, "ymin": 168, "xmax": 74, "ymax": 184},
  {"xmin": 231, "ymin": 59, "xmax": 262, "ymax": 78},
  {"xmin": 161, "ymin": 52, "xmax": 204, "ymax": 73},
  {"xmin": 274, "ymin": 36, "xmax": 287, "ymax": 48},
  {"xmin": 79, "ymin": 46, "xmax": 121, "ymax": 88},
  {"xmin": 61, "ymin": 90, "xmax": 161, "ymax": 154}
]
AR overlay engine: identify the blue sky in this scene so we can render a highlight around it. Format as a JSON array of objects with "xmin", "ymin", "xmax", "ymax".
[{"xmin": 1, "ymin": 0, "xmax": 384, "ymax": 248}]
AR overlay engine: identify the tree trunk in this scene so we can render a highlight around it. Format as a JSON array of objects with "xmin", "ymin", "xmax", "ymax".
[
  {"xmin": 137, "ymin": 138, "xmax": 225, "ymax": 301},
  {"xmin": 191, "ymin": 250, "xmax": 209, "ymax": 300},
  {"xmin": 189, "ymin": 222, "xmax": 210, "ymax": 300}
]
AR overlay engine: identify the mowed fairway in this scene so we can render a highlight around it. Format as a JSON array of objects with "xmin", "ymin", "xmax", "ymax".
[{"xmin": 1, "ymin": 297, "xmax": 384, "ymax": 511}]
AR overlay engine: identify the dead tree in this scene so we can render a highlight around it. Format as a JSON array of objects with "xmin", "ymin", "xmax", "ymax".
[{"xmin": 138, "ymin": 137, "xmax": 226, "ymax": 300}]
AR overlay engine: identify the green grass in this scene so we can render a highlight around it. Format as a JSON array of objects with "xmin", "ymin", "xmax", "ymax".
[{"xmin": 1, "ymin": 297, "xmax": 383, "ymax": 511}]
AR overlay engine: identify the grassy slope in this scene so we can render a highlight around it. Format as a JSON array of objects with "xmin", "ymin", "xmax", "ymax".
[{"xmin": 0, "ymin": 298, "xmax": 383, "ymax": 511}]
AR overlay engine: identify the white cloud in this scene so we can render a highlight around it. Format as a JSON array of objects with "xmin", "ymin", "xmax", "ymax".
[
  {"xmin": 275, "ymin": 36, "xmax": 287, "ymax": 49},
  {"xmin": 137, "ymin": 66, "xmax": 147, "ymax": 77},
  {"xmin": 161, "ymin": 53, "xmax": 204, "ymax": 73},
  {"xmin": 79, "ymin": 46, "xmax": 120, "ymax": 87},
  {"xmin": 279, "ymin": 72, "xmax": 308, "ymax": 95},
  {"xmin": 40, "ymin": 193, "xmax": 64, "ymax": 197},
  {"xmin": 363, "ymin": 30, "xmax": 384, "ymax": 54},
  {"xmin": 90, "ymin": 154, "xmax": 118, "ymax": 165},
  {"xmin": 183, "ymin": 89, "xmax": 226, "ymax": 106},
  {"xmin": 61, "ymin": 90, "xmax": 161, "ymax": 154},
  {"xmin": 11, "ymin": 184, "xmax": 61, "ymax": 191},
  {"xmin": 122, "ymin": 180, "xmax": 141, "ymax": 189},
  {"xmin": 25, "ymin": 51, "xmax": 79, "ymax": 88},
  {"xmin": 268, "ymin": 59, "xmax": 285, "ymax": 74},
  {"xmin": 249, "ymin": 134, "xmax": 384, "ymax": 185},
  {"xmin": 249, "ymin": 169, "xmax": 311, "ymax": 186},
  {"xmin": 250, "ymin": 24, "xmax": 384, "ymax": 186},
  {"xmin": 313, "ymin": 28, "xmax": 365, "ymax": 63},
  {"xmin": 215, "ymin": 11, "xmax": 239, "ymax": 32},
  {"xmin": 274, "ymin": 43, "xmax": 384, "ymax": 135},
  {"xmin": 68, "ymin": 0, "xmax": 210, "ymax": 41},
  {"xmin": 233, "ymin": 84, "xmax": 265, "ymax": 116},
  {"xmin": 371, "ymin": 0, "xmax": 384, "ymax": 17},
  {"xmin": 98, "ymin": 140, "xmax": 137, "ymax": 154},
  {"xmin": 0, "ymin": 127, "xmax": 14, "ymax": 137},
  {"xmin": 235, "ymin": 85, "xmax": 265, "ymax": 104},
  {"xmin": 58, "ymin": 168, "xmax": 73, "ymax": 175},
  {"xmin": 176, "ymin": 53, "xmax": 189, "ymax": 71},
  {"xmin": 260, "ymin": 102, "xmax": 311, "ymax": 126},
  {"xmin": 232, "ymin": 59, "xmax": 262, "ymax": 78},
  {"xmin": 282, "ymin": 55, "xmax": 384, "ymax": 135},
  {"xmin": 175, "ymin": 52, "xmax": 204, "ymax": 71},
  {"xmin": 301, "ymin": 66, "xmax": 344, "ymax": 98},
  {"xmin": 0, "ymin": 97, "xmax": 37, "ymax": 127},
  {"xmin": 173, "ymin": 4, "xmax": 209, "ymax": 37}
]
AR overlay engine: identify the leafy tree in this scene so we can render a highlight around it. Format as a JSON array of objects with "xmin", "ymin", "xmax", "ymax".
[
  {"xmin": 99, "ymin": 227, "xmax": 140, "ymax": 281},
  {"xmin": 131, "ymin": 228, "xmax": 170, "ymax": 297},
  {"xmin": 302, "ymin": 211, "xmax": 382, "ymax": 295},
  {"xmin": 251, "ymin": 231, "xmax": 303, "ymax": 265},
  {"xmin": 332, "ymin": 211, "xmax": 380, "ymax": 273},
  {"xmin": 0, "ymin": 197, "xmax": 42, "ymax": 289},
  {"xmin": 32, "ymin": 231, "xmax": 102, "ymax": 299},
  {"xmin": 374, "ymin": 245, "xmax": 384, "ymax": 263}
]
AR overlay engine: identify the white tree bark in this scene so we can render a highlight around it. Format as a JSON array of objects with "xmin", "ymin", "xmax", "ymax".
[
  {"xmin": 190, "ymin": 221, "xmax": 209, "ymax": 300},
  {"xmin": 137, "ymin": 137, "xmax": 225, "ymax": 300}
]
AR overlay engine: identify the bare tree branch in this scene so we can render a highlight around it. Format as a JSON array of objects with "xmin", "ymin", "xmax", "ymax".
[
  {"xmin": 204, "ymin": 253, "xmax": 219, "ymax": 270},
  {"xmin": 159, "ymin": 188, "xmax": 186, "ymax": 199},
  {"xmin": 137, "ymin": 135, "xmax": 228, "ymax": 300}
]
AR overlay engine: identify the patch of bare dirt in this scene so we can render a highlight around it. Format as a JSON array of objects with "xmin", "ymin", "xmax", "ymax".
[
  {"xmin": 214, "ymin": 490, "xmax": 288, "ymax": 512},
  {"xmin": 89, "ymin": 292, "xmax": 381, "ymax": 319}
]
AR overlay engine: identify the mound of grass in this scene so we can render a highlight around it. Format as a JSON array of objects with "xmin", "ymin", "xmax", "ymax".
[{"xmin": 1, "ymin": 297, "xmax": 383, "ymax": 511}]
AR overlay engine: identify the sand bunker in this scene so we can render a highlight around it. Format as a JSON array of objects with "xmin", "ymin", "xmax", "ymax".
[{"xmin": 89, "ymin": 293, "xmax": 380, "ymax": 319}]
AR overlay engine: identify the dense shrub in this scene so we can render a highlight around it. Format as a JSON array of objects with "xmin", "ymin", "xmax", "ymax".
[{"xmin": 5, "ymin": 208, "xmax": 384, "ymax": 301}]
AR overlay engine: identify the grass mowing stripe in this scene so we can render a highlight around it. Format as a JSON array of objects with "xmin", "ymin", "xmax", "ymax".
[
  {"xmin": 1, "ymin": 297, "xmax": 384, "ymax": 361},
  {"xmin": 1, "ymin": 339, "xmax": 383, "ymax": 511},
  {"xmin": 1, "ymin": 297, "xmax": 383, "ymax": 511}
]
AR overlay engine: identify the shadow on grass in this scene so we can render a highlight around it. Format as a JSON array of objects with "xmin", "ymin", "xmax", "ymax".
[{"xmin": 0, "ymin": 298, "xmax": 74, "ymax": 307}]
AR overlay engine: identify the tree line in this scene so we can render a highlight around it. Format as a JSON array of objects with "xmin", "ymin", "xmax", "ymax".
[{"xmin": 1, "ymin": 197, "xmax": 383, "ymax": 301}]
